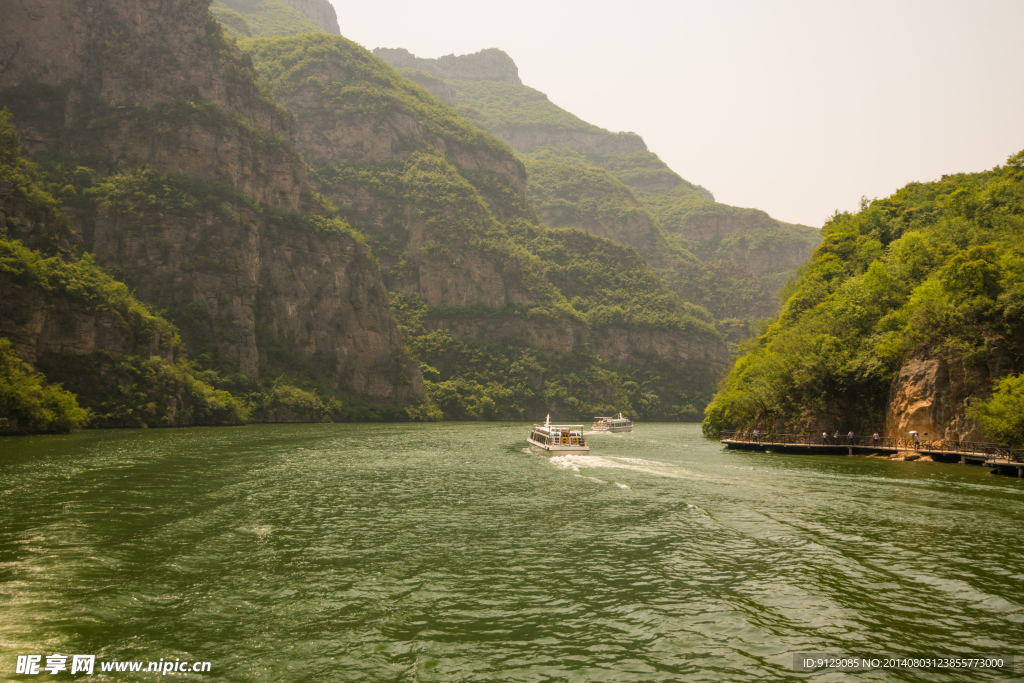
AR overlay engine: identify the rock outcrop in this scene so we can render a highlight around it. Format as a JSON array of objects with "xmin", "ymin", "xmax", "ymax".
[
  {"xmin": 885, "ymin": 357, "xmax": 955, "ymax": 439},
  {"xmin": 373, "ymin": 47, "xmax": 521, "ymax": 84},
  {"xmin": 884, "ymin": 341, "xmax": 1016, "ymax": 440},
  {"xmin": 0, "ymin": 279, "xmax": 174, "ymax": 365},
  {"xmin": 282, "ymin": 0, "xmax": 340, "ymax": 34}
]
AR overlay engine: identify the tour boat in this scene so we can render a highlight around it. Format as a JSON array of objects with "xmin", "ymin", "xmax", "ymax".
[
  {"xmin": 528, "ymin": 414, "xmax": 589, "ymax": 455},
  {"xmin": 592, "ymin": 412, "xmax": 633, "ymax": 433}
]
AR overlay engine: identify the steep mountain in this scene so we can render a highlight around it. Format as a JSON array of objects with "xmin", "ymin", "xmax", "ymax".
[
  {"xmin": 703, "ymin": 150, "xmax": 1024, "ymax": 445},
  {"xmin": 373, "ymin": 48, "xmax": 822, "ymax": 328},
  {"xmin": 1, "ymin": 0, "xmax": 421, "ymax": 429},
  {"xmin": 240, "ymin": 34, "xmax": 728, "ymax": 419}
]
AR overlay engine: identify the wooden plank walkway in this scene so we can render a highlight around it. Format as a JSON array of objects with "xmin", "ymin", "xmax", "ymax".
[{"xmin": 720, "ymin": 432, "xmax": 1024, "ymax": 477}]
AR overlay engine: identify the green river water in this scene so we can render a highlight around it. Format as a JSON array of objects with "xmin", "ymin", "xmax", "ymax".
[{"xmin": 1, "ymin": 422, "xmax": 1021, "ymax": 682}]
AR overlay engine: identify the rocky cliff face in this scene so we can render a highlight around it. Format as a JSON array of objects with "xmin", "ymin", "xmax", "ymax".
[
  {"xmin": 0, "ymin": 278, "xmax": 173, "ymax": 365},
  {"xmin": 373, "ymin": 47, "xmax": 521, "ymax": 84},
  {"xmin": 281, "ymin": 0, "xmax": 339, "ymax": 34},
  {"xmin": 884, "ymin": 341, "xmax": 1015, "ymax": 441},
  {"xmin": 1, "ymin": 0, "xmax": 308, "ymax": 209},
  {"xmin": 258, "ymin": 226, "xmax": 419, "ymax": 398},
  {"xmin": 86, "ymin": 178, "xmax": 418, "ymax": 400},
  {"xmin": 0, "ymin": 0, "xmax": 288, "ymax": 129},
  {"xmin": 0, "ymin": 0, "xmax": 421, "ymax": 402},
  {"xmin": 0, "ymin": 157, "xmax": 177, "ymax": 407}
]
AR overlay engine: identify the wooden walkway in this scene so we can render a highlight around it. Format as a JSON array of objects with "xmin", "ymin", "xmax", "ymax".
[{"xmin": 720, "ymin": 432, "xmax": 1024, "ymax": 477}]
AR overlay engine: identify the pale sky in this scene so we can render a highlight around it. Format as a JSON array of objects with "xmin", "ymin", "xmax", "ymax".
[{"xmin": 330, "ymin": 0, "xmax": 1023, "ymax": 228}]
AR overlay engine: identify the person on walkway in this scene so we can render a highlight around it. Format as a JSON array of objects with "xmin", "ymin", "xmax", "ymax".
[
  {"xmin": 848, "ymin": 431, "xmax": 854, "ymax": 444},
  {"xmin": 873, "ymin": 432, "xmax": 880, "ymax": 445},
  {"xmin": 753, "ymin": 428, "xmax": 759, "ymax": 442},
  {"xmin": 912, "ymin": 431, "xmax": 920, "ymax": 449},
  {"xmin": 833, "ymin": 430, "xmax": 840, "ymax": 444},
  {"xmin": 822, "ymin": 431, "xmax": 828, "ymax": 445}
]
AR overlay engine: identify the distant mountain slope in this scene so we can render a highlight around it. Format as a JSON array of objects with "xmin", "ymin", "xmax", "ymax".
[{"xmin": 374, "ymin": 48, "xmax": 822, "ymax": 329}]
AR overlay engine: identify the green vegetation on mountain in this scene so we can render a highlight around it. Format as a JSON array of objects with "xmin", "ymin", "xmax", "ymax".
[
  {"xmin": 968, "ymin": 373, "xmax": 1024, "ymax": 446},
  {"xmin": 589, "ymin": 150, "xmax": 712, "ymax": 200},
  {"xmin": 519, "ymin": 225, "xmax": 716, "ymax": 334},
  {"xmin": 211, "ymin": 0, "xmax": 320, "ymax": 41},
  {"xmin": 243, "ymin": 34, "xmax": 516, "ymax": 163},
  {"xmin": 525, "ymin": 160, "xmax": 653, "ymax": 236},
  {"xmin": 0, "ymin": 338, "xmax": 88, "ymax": 433},
  {"xmin": 704, "ymin": 150, "xmax": 1024, "ymax": 444}
]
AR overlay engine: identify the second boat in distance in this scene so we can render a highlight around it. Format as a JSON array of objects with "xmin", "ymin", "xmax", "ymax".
[
  {"xmin": 528, "ymin": 414, "xmax": 589, "ymax": 455},
  {"xmin": 592, "ymin": 412, "xmax": 633, "ymax": 433}
]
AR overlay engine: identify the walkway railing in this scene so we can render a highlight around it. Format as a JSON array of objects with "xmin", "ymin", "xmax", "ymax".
[{"xmin": 720, "ymin": 431, "xmax": 1024, "ymax": 462}]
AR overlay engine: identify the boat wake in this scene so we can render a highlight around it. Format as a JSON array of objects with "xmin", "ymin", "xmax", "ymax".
[{"xmin": 548, "ymin": 454, "xmax": 696, "ymax": 480}]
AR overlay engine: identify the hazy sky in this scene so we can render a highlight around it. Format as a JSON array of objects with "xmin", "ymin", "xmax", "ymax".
[{"xmin": 329, "ymin": 0, "xmax": 1023, "ymax": 227}]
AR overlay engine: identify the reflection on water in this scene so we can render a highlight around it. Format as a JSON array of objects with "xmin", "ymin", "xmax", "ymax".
[{"xmin": 1, "ymin": 423, "xmax": 1022, "ymax": 682}]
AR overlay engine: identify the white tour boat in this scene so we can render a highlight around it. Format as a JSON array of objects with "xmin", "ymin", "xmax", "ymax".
[
  {"xmin": 527, "ymin": 415, "xmax": 590, "ymax": 455},
  {"xmin": 592, "ymin": 412, "xmax": 633, "ymax": 432}
]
